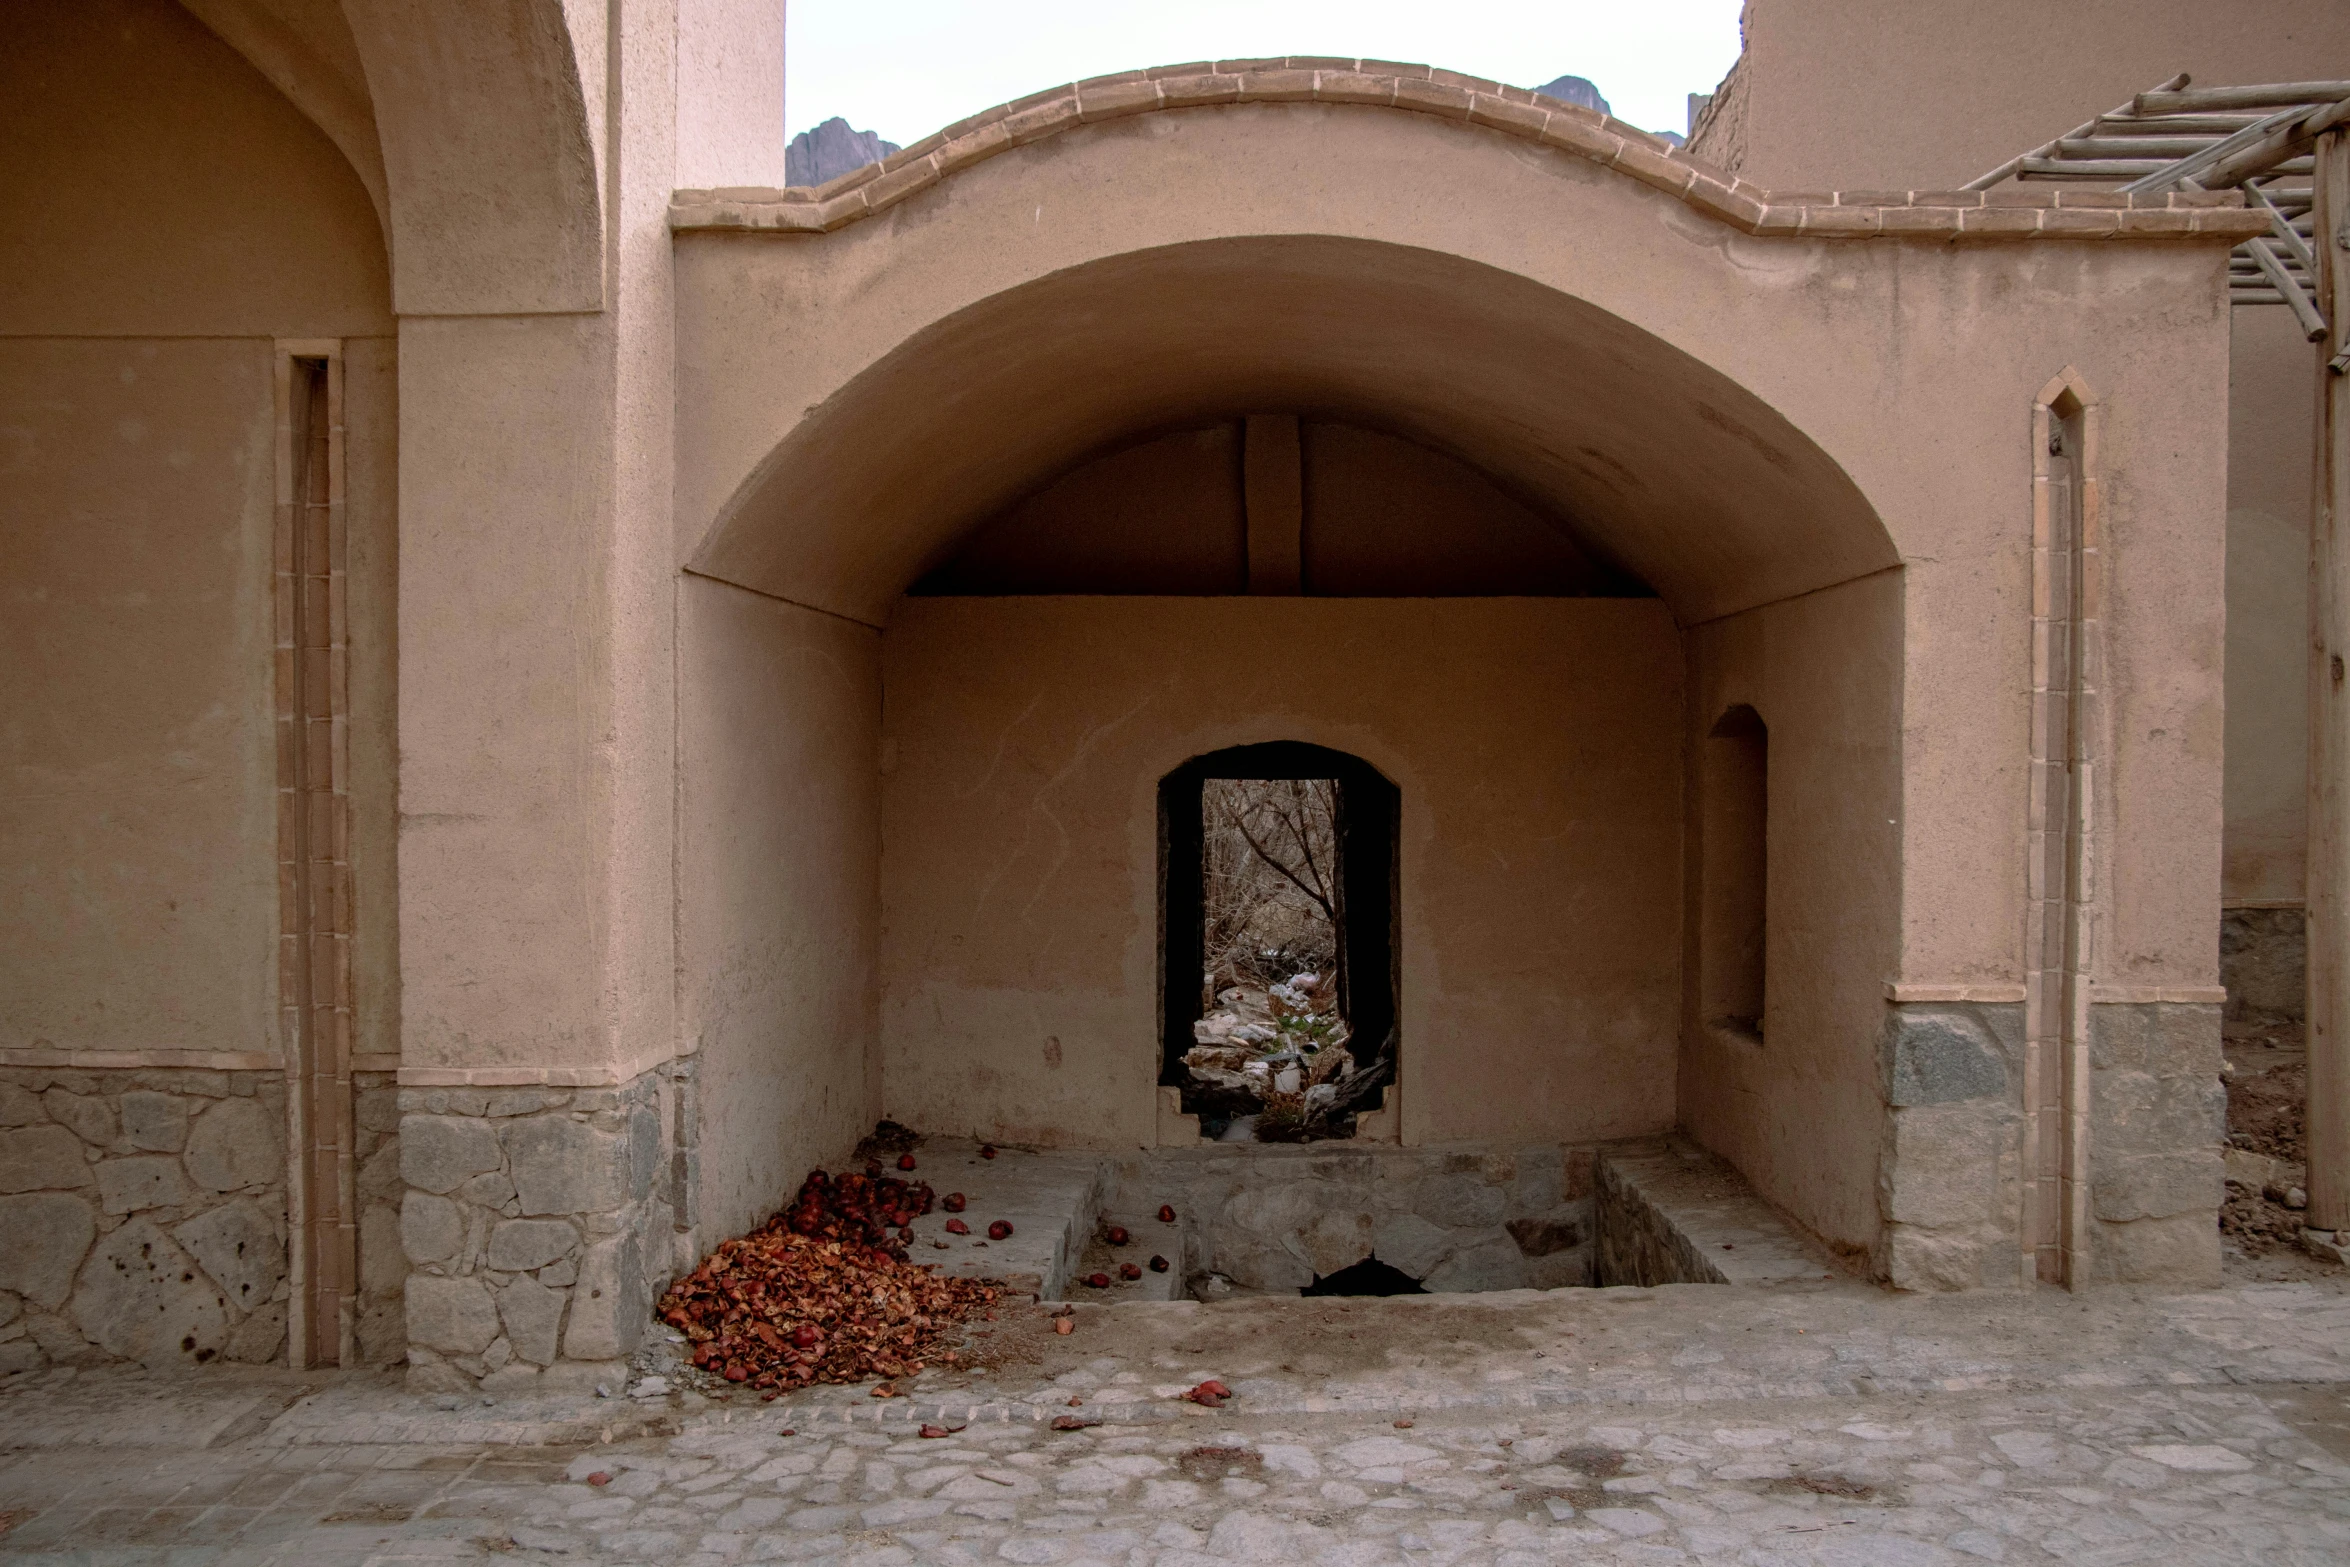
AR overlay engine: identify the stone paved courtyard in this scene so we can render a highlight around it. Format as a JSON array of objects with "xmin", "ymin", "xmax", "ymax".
[{"xmin": 6, "ymin": 1279, "xmax": 2350, "ymax": 1565}]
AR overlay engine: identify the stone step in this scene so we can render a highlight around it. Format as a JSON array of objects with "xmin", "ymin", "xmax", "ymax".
[
  {"xmin": 1072, "ymin": 1210, "xmax": 1195, "ymax": 1303},
  {"xmin": 898, "ymin": 1139, "xmax": 1110, "ymax": 1301},
  {"xmin": 1596, "ymin": 1137, "xmax": 1838, "ymax": 1287}
]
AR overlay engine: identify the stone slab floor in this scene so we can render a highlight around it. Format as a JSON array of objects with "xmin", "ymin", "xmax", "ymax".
[{"xmin": 6, "ymin": 1279, "xmax": 2350, "ymax": 1566}]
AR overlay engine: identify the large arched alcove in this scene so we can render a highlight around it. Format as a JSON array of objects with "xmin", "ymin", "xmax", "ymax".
[
  {"xmin": 679, "ymin": 226, "xmax": 1907, "ymax": 1258},
  {"xmin": 687, "ymin": 236, "xmax": 1897, "ymax": 628}
]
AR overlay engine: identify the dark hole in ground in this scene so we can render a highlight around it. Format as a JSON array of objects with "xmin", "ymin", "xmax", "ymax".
[
  {"xmin": 1300, "ymin": 1257, "xmax": 1427, "ymax": 1296},
  {"xmin": 1560, "ymin": 1445, "xmax": 1628, "ymax": 1479},
  {"xmin": 1178, "ymin": 1446, "xmax": 1265, "ymax": 1482},
  {"xmin": 1770, "ymin": 1473, "xmax": 1879, "ymax": 1502}
]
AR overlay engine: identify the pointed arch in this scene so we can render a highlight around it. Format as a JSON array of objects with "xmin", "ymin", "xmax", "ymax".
[{"xmin": 341, "ymin": 0, "xmax": 603, "ymax": 314}]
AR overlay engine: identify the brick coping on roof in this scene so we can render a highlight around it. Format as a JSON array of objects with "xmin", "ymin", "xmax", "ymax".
[{"xmin": 669, "ymin": 59, "xmax": 2268, "ymax": 243}]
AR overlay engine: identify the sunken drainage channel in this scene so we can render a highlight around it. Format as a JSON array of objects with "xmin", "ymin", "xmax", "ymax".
[{"xmin": 1062, "ymin": 1136, "xmax": 1836, "ymax": 1302}]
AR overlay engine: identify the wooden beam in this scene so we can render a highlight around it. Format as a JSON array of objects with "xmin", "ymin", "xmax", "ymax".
[
  {"xmin": 2056, "ymin": 136, "xmax": 2224, "ymax": 158},
  {"xmin": 1964, "ymin": 74, "xmax": 2187, "ymax": 190},
  {"xmin": 1244, "ymin": 414, "xmax": 1303, "ymax": 596},
  {"xmin": 2095, "ymin": 113, "xmax": 2271, "ymax": 136},
  {"xmin": 2138, "ymin": 83, "xmax": 2350, "ymax": 114},
  {"xmin": 2308, "ymin": 128, "xmax": 2350, "ymax": 1237},
  {"xmin": 2250, "ymin": 238, "xmax": 2330, "ymax": 341},
  {"xmin": 2127, "ymin": 101, "xmax": 2321, "ymax": 192},
  {"xmin": 2020, "ymin": 158, "xmax": 2176, "ymax": 178},
  {"xmin": 2198, "ymin": 101, "xmax": 2350, "ymax": 192}
]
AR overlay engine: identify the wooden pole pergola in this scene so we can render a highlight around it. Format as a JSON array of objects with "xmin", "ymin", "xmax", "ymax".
[
  {"xmin": 1972, "ymin": 82, "xmax": 2350, "ymax": 1248},
  {"xmin": 2313, "ymin": 128, "xmax": 2349, "ymax": 1233}
]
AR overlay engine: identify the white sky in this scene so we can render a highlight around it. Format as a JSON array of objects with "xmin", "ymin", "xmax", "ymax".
[{"xmin": 784, "ymin": 1, "xmax": 1745, "ymax": 148}]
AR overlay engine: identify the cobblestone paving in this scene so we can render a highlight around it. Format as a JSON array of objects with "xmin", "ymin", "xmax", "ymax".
[{"xmin": 6, "ymin": 1283, "xmax": 2350, "ymax": 1565}]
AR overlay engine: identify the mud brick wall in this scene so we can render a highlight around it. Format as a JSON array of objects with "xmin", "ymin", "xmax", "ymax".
[
  {"xmin": 0, "ymin": 1067, "xmax": 290, "ymax": 1373},
  {"xmin": 2220, "ymin": 908, "xmax": 2304, "ymax": 1025},
  {"xmin": 2089, "ymin": 1002, "xmax": 2223, "ymax": 1283},
  {"xmin": 1875, "ymin": 1004, "xmax": 2025, "ymax": 1292},
  {"xmin": 396, "ymin": 1066, "xmax": 674, "ymax": 1392}
]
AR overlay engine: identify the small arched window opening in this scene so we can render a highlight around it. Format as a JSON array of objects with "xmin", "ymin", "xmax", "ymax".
[
  {"xmin": 1159, "ymin": 742, "xmax": 1399, "ymax": 1141},
  {"xmin": 1701, "ymin": 706, "xmax": 1768, "ymax": 1041}
]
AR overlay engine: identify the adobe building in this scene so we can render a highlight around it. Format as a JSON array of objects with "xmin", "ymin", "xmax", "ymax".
[{"xmin": 1, "ymin": 0, "xmax": 2344, "ymax": 1386}]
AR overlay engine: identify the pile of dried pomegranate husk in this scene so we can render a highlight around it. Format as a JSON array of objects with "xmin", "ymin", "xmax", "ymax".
[{"xmin": 657, "ymin": 1167, "xmax": 1000, "ymax": 1389}]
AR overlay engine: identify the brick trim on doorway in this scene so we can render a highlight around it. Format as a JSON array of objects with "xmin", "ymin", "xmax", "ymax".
[
  {"xmin": 2024, "ymin": 368, "xmax": 2105, "ymax": 1291},
  {"xmin": 275, "ymin": 341, "xmax": 356, "ymax": 1366}
]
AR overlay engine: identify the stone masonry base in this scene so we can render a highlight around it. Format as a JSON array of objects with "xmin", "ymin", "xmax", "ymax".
[
  {"xmin": 1, "ymin": 1067, "xmax": 285, "ymax": 1373},
  {"xmin": 1874, "ymin": 1000, "xmax": 2223, "ymax": 1290},
  {"xmin": 396, "ymin": 1061, "xmax": 680, "ymax": 1392},
  {"xmin": 0, "ymin": 1066, "xmax": 406, "ymax": 1375},
  {"xmin": 2089, "ymin": 1002, "xmax": 2224, "ymax": 1285},
  {"xmin": 1877, "ymin": 1001, "xmax": 2026, "ymax": 1292}
]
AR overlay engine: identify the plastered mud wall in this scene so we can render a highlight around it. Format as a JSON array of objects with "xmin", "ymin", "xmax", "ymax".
[
  {"xmin": 1, "ymin": 6, "xmax": 399, "ymax": 1059},
  {"xmin": 678, "ymin": 577, "xmax": 882, "ymax": 1251},
  {"xmin": 878, "ymin": 596, "xmax": 1684, "ymax": 1151},
  {"xmin": 1678, "ymin": 571, "xmax": 1904, "ymax": 1263}
]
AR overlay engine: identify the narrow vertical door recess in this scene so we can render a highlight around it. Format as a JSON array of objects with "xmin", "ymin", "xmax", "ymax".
[
  {"xmin": 2026, "ymin": 373, "xmax": 2101, "ymax": 1290},
  {"xmin": 1700, "ymin": 706, "xmax": 1767, "ymax": 1039},
  {"xmin": 277, "ymin": 346, "xmax": 355, "ymax": 1366}
]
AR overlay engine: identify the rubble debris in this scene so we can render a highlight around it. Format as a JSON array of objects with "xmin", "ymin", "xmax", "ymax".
[
  {"xmin": 655, "ymin": 1164, "xmax": 1000, "ymax": 1391},
  {"xmin": 1181, "ymin": 973, "xmax": 1393, "ymax": 1142},
  {"xmin": 852, "ymin": 1119, "xmax": 922, "ymax": 1164},
  {"xmin": 2220, "ymin": 1022, "xmax": 2335, "ymax": 1269}
]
